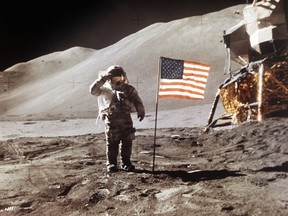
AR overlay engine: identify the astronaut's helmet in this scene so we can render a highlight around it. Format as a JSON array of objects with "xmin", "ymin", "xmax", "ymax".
[{"xmin": 106, "ymin": 65, "xmax": 127, "ymax": 85}]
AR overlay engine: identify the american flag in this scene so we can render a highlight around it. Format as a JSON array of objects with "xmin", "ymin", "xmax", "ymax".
[{"xmin": 159, "ymin": 57, "xmax": 210, "ymax": 100}]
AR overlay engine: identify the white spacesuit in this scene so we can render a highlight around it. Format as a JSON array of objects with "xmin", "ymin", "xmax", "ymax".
[{"xmin": 90, "ymin": 65, "xmax": 145, "ymax": 173}]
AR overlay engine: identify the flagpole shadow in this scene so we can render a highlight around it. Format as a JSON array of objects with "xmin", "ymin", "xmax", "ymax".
[
  {"xmin": 134, "ymin": 169, "xmax": 245, "ymax": 182},
  {"xmin": 256, "ymin": 161, "xmax": 288, "ymax": 172}
]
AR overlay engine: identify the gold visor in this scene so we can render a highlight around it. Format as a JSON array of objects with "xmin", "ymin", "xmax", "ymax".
[{"xmin": 110, "ymin": 76, "xmax": 124, "ymax": 84}]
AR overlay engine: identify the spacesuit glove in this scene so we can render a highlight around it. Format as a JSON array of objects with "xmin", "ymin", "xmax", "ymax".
[
  {"xmin": 137, "ymin": 113, "xmax": 144, "ymax": 122},
  {"xmin": 101, "ymin": 74, "xmax": 111, "ymax": 82}
]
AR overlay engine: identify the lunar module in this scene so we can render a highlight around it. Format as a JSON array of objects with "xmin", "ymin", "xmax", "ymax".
[{"xmin": 205, "ymin": 0, "xmax": 288, "ymax": 131}]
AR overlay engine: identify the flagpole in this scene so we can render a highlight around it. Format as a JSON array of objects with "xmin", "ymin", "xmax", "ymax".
[{"xmin": 152, "ymin": 57, "xmax": 161, "ymax": 172}]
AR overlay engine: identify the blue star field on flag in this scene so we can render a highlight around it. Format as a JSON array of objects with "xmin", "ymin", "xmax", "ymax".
[{"xmin": 160, "ymin": 57, "xmax": 184, "ymax": 79}]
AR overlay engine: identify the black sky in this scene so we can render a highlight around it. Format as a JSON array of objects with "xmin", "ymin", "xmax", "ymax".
[{"xmin": 0, "ymin": 0, "xmax": 251, "ymax": 71}]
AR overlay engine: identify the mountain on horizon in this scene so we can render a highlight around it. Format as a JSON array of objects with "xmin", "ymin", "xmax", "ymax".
[{"xmin": 0, "ymin": 4, "xmax": 245, "ymax": 120}]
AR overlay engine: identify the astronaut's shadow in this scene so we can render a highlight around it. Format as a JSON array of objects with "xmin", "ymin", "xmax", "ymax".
[{"xmin": 134, "ymin": 169, "xmax": 245, "ymax": 182}]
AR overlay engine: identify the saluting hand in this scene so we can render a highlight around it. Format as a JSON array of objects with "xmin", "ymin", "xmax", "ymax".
[{"xmin": 101, "ymin": 74, "xmax": 112, "ymax": 82}]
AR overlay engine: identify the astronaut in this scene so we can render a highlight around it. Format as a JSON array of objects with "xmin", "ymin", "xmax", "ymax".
[{"xmin": 90, "ymin": 65, "xmax": 145, "ymax": 173}]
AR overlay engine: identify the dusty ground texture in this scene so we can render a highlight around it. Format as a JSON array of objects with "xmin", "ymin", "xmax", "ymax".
[{"xmin": 0, "ymin": 117, "xmax": 288, "ymax": 216}]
